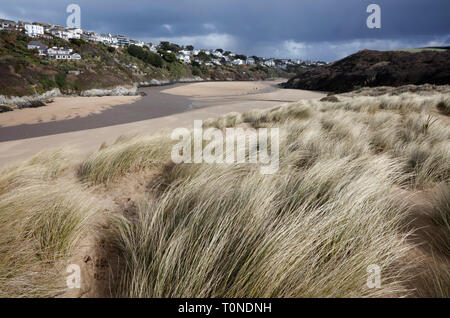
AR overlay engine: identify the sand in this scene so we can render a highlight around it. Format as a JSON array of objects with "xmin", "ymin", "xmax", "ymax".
[
  {"xmin": 0, "ymin": 96, "xmax": 142, "ymax": 128},
  {"xmin": 0, "ymin": 81, "xmax": 326, "ymax": 166}
]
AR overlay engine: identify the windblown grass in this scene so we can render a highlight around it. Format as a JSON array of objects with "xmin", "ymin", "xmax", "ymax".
[
  {"xmin": 0, "ymin": 152, "xmax": 100, "ymax": 297},
  {"xmin": 1, "ymin": 84, "xmax": 448, "ymax": 297},
  {"xmin": 94, "ymin": 86, "xmax": 448, "ymax": 297}
]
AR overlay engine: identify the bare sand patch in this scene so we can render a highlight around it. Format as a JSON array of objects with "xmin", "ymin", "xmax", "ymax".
[
  {"xmin": 161, "ymin": 80, "xmax": 280, "ymax": 97},
  {"xmin": 0, "ymin": 96, "xmax": 141, "ymax": 127}
]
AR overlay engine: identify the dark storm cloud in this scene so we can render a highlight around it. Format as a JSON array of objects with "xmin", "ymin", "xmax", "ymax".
[{"xmin": 1, "ymin": 0, "xmax": 449, "ymax": 61}]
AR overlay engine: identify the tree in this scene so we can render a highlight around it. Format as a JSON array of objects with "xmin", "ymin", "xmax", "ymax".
[
  {"xmin": 159, "ymin": 50, "xmax": 177, "ymax": 63},
  {"xmin": 186, "ymin": 45, "xmax": 194, "ymax": 51},
  {"xmin": 127, "ymin": 45, "xmax": 163, "ymax": 67},
  {"xmin": 215, "ymin": 48, "xmax": 223, "ymax": 53},
  {"xmin": 159, "ymin": 41, "xmax": 181, "ymax": 52},
  {"xmin": 235, "ymin": 54, "xmax": 247, "ymax": 60}
]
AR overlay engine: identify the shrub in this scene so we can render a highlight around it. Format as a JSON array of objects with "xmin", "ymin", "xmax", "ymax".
[
  {"xmin": 191, "ymin": 66, "xmax": 201, "ymax": 76},
  {"xmin": 127, "ymin": 45, "xmax": 163, "ymax": 67},
  {"xmin": 320, "ymin": 95, "xmax": 340, "ymax": 103},
  {"xmin": 55, "ymin": 73, "xmax": 67, "ymax": 89},
  {"xmin": 160, "ymin": 51, "xmax": 177, "ymax": 63},
  {"xmin": 436, "ymin": 98, "xmax": 450, "ymax": 116}
]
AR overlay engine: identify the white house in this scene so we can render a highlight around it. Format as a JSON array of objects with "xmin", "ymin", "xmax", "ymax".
[
  {"xmin": 47, "ymin": 46, "xmax": 81, "ymax": 60},
  {"xmin": 264, "ymin": 59, "xmax": 276, "ymax": 67},
  {"xmin": 246, "ymin": 57, "xmax": 256, "ymax": 65},
  {"xmin": 0, "ymin": 19, "xmax": 17, "ymax": 30},
  {"xmin": 177, "ymin": 54, "xmax": 191, "ymax": 64},
  {"xmin": 67, "ymin": 28, "xmax": 83, "ymax": 39},
  {"xmin": 115, "ymin": 35, "xmax": 130, "ymax": 47},
  {"xmin": 232, "ymin": 59, "xmax": 244, "ymax": 66},
  {"xmin": 50, "ymin": 29, "xmax": 71, "ymax": 41},
  {"xmin": 212, "ymin": 50, "xmax": 223, "ymax": 58},
  {"xmin": 25, "ymin": 24, "xmax": 44, "ymax": 37},
  {"xmin": 96, "ymin": 33, "xmax": 119, "ymax": 47},
  {"xmin": 148, "ymin": 44, "xmax": 158, "ymax": 53},
  {"xmin": 130, "ymin": 39, "xmax": 145, "ymax": 47},
  {"xmin": 211, "ymin": 58, "xmax": 222, "ymax": 66},
  {"xmin": 27, "ymin": 41, "xmax": 48, "ymax": 55}
]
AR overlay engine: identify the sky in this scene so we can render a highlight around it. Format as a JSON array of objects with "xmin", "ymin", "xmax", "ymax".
[{"xmin": 1, "ymin": 0, "xmax": 449, "ymax": 61}]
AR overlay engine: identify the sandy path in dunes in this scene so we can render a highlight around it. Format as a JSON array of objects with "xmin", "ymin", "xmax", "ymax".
[
  {"xmin": 0, "ymin": 96, "xmax": 141, "ymax": 127},
  {"xmin": 0, "ymin": 81, "xmax": 325, "ymax": 166}
]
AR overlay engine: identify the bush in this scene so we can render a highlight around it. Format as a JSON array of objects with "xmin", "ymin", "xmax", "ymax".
[
  {"xmin": 320, "ymin": 95, "xmax": 340, "ymax": 103},
  {"xmin": 69, "ymin": 38, "xmax": 86, "ymax": 47},
  {"xmin": 127, "ymin": 45, "xmax": 163, "ymax": 67},
  {"xmin": 160, "ymin": 51, "xmax": 177, "ymax": 63},
  {"xmin": 39, "ymin": 77, "xmax": 55, "ymax": 90},
  {"xmin": 55, "ymin": 73, "xmax": 67, "ymax": 89},
  {"xmin": 159, "ymin": 41, "xmax": 181, "ymax": 52},
  {"xmin": 196, "ymin": 51, "xmax": 211, "ymax": 62},
  {"xmin": 191, "ymin": 66, "xmax": 201, "ymax": 76},
  {"xmin": 436, "ymin": 99, "xmax": 450, "ymax": 116}
]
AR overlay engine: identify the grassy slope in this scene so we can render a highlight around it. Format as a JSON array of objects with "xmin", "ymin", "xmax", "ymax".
[
  {"xmin": 0, "ymin": 85, "xmax": 449, "ymax": 297},
  {"xmin": 0, "ymin": 31, "xmax": 293, "ymax": 97},
  {"xmin": 284, "ymin": 49, "xmax": 450, "ymax": 93}
]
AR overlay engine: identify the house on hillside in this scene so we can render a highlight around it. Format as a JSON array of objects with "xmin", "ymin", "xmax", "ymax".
[
  {"xmin": 47, "ymin": 46, "xmax": 81, "ymax": 60},
  {"xmin": 177, "ymin": 54, "xmax": 191, "ymax": 64},
  {"xmin": 148, "ymin": 43, "xmax": 158, "ymax": 53},
  {"xmin": 67, "ymin": 28, "xmax": 83, "ymax": 39},
  {"xmin": 115, "ymin": 35, "xmax": 130, "ymax": 47},
  {"xmin": 27, "ymin": 41, "xmax": 48, "ymax": 56},
  {"xmin": 264, "ymin": 59, "xmax": 276, "ymax": 67},
  {"xmin": 246, "ymin": 57, "xmax": 256, "ymax": 65},
  {"xmin": 129, "ymin": 39, "xmax": 145, "ymax": 47},
  {"xmin": 211, "ymin": 58, "xmax": 222, "ymax": 66},
  {"xmin": 0, "ymin": 19, "xmax": 17, "ymax": 30},
  {"xmin": 212, "ymin": 50, "xmax": 223, "ymax": 58},
  {"xmin": 49, "ymin": 29, "xmax": 70, "ymax": 41},
  {"xmin": 24, "ymin": 24, "xmax": 44, "ymax": 37},
  {"xmin": 82, "ymin": 31, "xmax": 97, "ymax": 42},
  {"xmin": 33, "ymin": 22, "xmax": 50, "ymax": 30},
  {"xmin": 17, "ymin": 20, "xmax": 31, "ymax": 29},
  {"xmin": 96, "ymin": 33, "xmax": 119, "ymax": 47}
]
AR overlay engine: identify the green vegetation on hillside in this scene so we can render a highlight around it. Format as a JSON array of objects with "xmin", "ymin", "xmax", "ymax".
[
  {"xmin": 0, "ymin": 30, "xmax": 293, "ymax": 97},
  {"xmin": 127, "ymin": 45, "xmax": 163, "ymax": 67}
]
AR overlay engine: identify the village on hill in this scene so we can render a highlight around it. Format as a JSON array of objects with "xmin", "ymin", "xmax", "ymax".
[{"xmin": 0, "ymin": 18, "xmax": 326, "ymax": 67}]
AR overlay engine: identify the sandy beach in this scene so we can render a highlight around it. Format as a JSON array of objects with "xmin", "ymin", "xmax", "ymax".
[
  {"xmin": 0, "ymin": 96, "xmax": 142, "ymax": 128},
  {"xmin": 0, "ymin": 80, "xmax": 325, "ymax": 166}
]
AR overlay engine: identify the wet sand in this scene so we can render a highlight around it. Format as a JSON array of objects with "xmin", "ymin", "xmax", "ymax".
[
  {"xmin": 0, "ymin": 95, "xmax": 142, "ymax": 128},
  {"xmin": 0, "ymin": 80, "xmax": 326, "ymax": 166}
]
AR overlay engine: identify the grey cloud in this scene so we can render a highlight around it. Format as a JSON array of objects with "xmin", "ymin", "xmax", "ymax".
[{"xmin": 1, "ymin": 0, "xmax": 449, "ymax": 61}]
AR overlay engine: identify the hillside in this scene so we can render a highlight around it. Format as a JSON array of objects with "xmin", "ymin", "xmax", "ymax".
[
  {"xmin": 0, "ymin": 31, "xmax": 293, "ymax": 98},
  {"xmin": 283, "ymin": 49, "xmax": 450, "ymax": 93}
]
